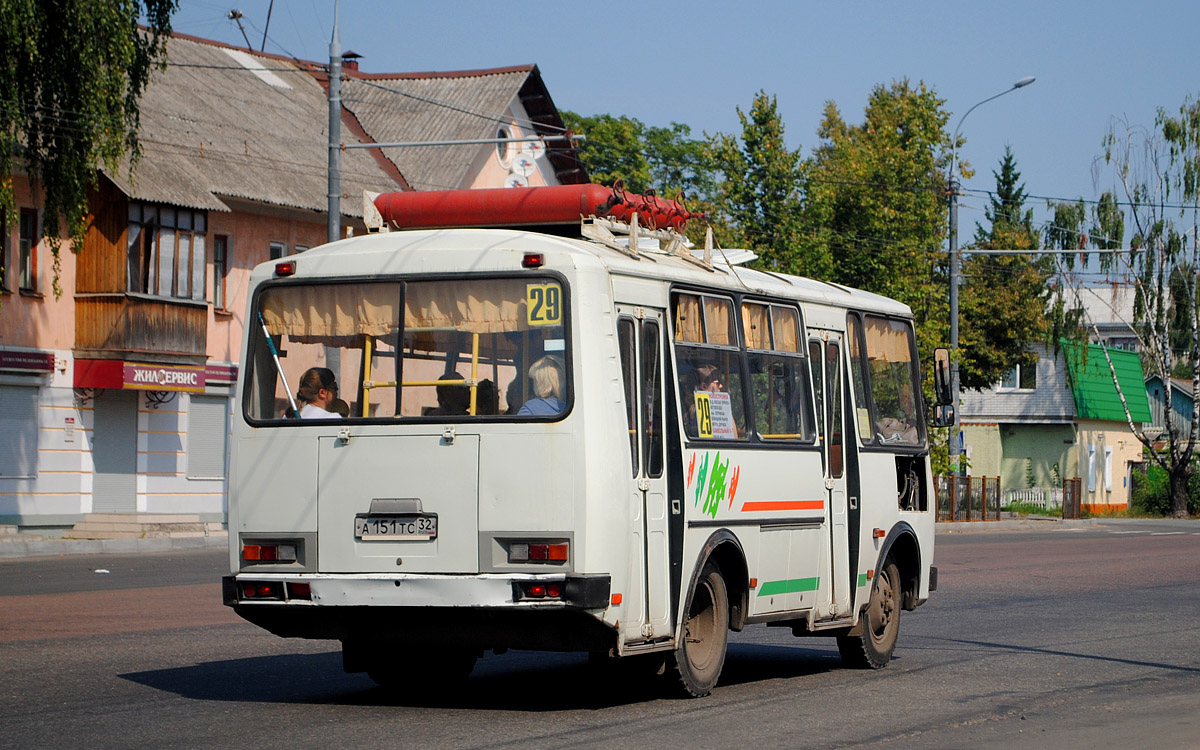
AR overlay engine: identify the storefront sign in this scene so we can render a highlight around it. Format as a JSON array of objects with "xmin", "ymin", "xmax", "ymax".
[
  {"xmin": 0, "ymin": 349, "xmax": 55, "ymax": 373},
  {"xmin": 64, "ymin": 417, "xmax": 76, "ymax": 443},
  {"xmin": 75, "ymin": 359, "xmax": 207, "ymax": 393},
  {"xmin": 122, "ymin": 363, "xmax": 206, "ymax": 392}
]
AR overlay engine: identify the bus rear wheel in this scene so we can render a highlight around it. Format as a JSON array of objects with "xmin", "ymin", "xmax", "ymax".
[
  {"xmin": 669, "ymin": 561, "xmax": 729, "ymax": 697},
  {"xmin": 837, "ymin": 558, "xmax": 900, "ymax": 669}
]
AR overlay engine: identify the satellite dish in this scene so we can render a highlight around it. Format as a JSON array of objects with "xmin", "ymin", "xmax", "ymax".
[
  {"xmin": 511, "ymin": 153, "xmax": 536, "ymax": 177},
  {"xmin": 521, "ymin": 139, "xmax": 547, "ymax": 161},
  {"xmin": 505, "ymin": 174, "xmax": 530, "ymax": 188}
]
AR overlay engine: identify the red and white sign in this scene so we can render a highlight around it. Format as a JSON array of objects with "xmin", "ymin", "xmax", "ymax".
[
  {"xmin": 122, "ymin": 363, "xmax": 206, "ymax": 392},
  {"xmin": 75, "ymin": 359, "xmax": 207, "ymax": 393}
]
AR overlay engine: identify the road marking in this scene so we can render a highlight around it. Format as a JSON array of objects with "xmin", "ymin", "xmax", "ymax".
[{"xmin": 1150, "ymin": 532, "xmax": 1186, "ymax": 536}]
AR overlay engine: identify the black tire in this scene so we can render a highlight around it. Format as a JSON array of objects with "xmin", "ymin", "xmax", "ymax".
[
  {"xmin": 668, "ymin": 561, "xmax": 729, "ymax": 697},
  {"xmin": 838, "ymin": 558, "xmax": 901, "ymax": 669},
  {"xmin": 367, "ymin": 648, "xmax": 478, "ymax": 692}
]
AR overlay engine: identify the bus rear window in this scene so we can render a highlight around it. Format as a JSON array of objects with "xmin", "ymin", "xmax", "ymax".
[{"xmin": 244, "ymin": 277, "xmax": 569, "ymax": 422}]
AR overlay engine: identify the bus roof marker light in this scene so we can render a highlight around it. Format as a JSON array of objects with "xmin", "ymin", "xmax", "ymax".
[
  {"xmin": 275, "ymin": 260, "xmax": 297, "ymax": 276},
  {"xmin": 522, "ymin": 252, "xmax": 544, "ymax": 269}
]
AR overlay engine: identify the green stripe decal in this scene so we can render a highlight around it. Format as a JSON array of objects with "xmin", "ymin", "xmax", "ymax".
[
  {"xmin": 858, "ymin": 574, "xmax": 869, "ymax": 588},
  {"xmin": 758, "ymin": 577, "xmax": 820, "ymax": 597}
]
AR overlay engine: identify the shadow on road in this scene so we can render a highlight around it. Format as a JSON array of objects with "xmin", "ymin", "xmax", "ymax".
[{"xmin": 120, "ymin": 642, "xmax": 840, "ymax": 708}]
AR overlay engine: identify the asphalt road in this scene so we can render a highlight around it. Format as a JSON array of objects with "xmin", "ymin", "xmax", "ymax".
[{"xmin": 1, "ymin": 519, "xmax": 1198, "ymax": 749}]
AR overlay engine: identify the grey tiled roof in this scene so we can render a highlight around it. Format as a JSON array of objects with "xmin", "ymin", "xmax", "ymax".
[{"xmin": 102, "ymin": 34, "xmax": 406, "ymax": 216}]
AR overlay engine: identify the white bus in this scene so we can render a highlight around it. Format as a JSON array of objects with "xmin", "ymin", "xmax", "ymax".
[{"xmin": 223, "ymin": 186, "xmax": 939, "ymax": 697}]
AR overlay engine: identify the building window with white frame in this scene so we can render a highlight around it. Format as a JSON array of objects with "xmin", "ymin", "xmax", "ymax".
[
  {"xmin": 213, "ymin": 235, "xmax": 230, "ymax": 311},
  {"xmin": 18, "ymin": 208, "xmax": 38, "ymax": 293},
  {"xmin": 269, "ymin": 241, "xmax": 287, "ymax": 260},
  {"xmin": 1000, "ymin": 362, "xmax": 1037, "ymax": 391}
]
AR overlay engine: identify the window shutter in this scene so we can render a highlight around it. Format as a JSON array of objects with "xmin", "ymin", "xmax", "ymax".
[
  {"xmin": 0, "ymin": 386, "xmax": 39, "ymax": 477},
  {"xmin": 187, "ymin": 396, "xmax": 228, "ymax": 479}
]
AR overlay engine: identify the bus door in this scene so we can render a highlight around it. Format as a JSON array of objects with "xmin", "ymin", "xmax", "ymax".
[
  {"xmin": 809, "ymin": 334, "xmax": 853, "ymax": 619},
  {"xmin": 617, "ymin": 307, "xmax": 672, "ymax": 642}
]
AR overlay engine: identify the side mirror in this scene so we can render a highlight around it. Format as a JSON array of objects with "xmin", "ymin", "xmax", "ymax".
[
  {"xmin": 931, "ymin": 403, "xmax": 955, "ymax": 428},
  {"xmin": 933, "ymin": 348, "xmax": 952, "ymax": 406}
]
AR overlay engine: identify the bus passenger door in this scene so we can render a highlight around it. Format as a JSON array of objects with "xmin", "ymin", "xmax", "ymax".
[
  {"xmin": 810, "ymin": 335, "xmax": 852, "ymax": 619},
  {"xmin": 617, "ymin": 308, "xmax": 672, "ymax": 643}
]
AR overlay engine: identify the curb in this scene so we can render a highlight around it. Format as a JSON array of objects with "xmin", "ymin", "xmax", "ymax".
[
  {"xmin": 936, "ymin": 518, "xmax": 1097, "ymax": 533},
  {"xmin": 0, "ymin": 533, "xmax": 228, "ymax": 559}
]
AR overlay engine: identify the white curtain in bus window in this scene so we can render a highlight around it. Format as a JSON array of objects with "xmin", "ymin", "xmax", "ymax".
[
  {"xmin": 704, "ymin": 297, "xmax": 735, "ymax": 347},
  {"xmin": 745, "ymin": 302, "xmax": 810, "ymax": 441},
  {"xmin": 252, "ymin": 282, "xmax": 402, "ymax": 421},
  {"xmin": 402, "ymin": 278, "xmax": 566, "ymax": 419},
  {"xmin": 675, "ymin": 293, "xmax": 746, "ymax": 441},
  {"xmin": 863, "ymin": 316, "xmax": 920, "ymax": 446},
  {"xmin": 674, "ymin": 293, "xmax": 703, "ymax": 342}
]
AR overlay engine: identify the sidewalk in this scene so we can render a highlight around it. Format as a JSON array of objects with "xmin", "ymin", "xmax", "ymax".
[{"xmin": 0, "ymin": 532, "xmax": 228, "ymax": 559}]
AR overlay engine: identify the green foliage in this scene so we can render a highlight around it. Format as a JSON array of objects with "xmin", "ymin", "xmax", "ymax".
[
  {"xmin": 0, "ymin": 0, "xmax": 177, "ymax": 296},
  {"xmin": 800, "ymin": 80, "xmax": 949, "ymax": 312},
  {"xmin": 1129, "ymin": 463, "xmax": 1200, "ymax": 517},
  {"xmin": 559, "ymin": 112, "xmax": 714, "ymax": 201},
  {"xmin": 707, "ymin": 91, "xmax": 807, "ymax": 270},
  {"xmin": 958, "ymin": 147, "xmax": 1052, "ymax": 390},
  {"xmin": 1095, "ymin": 92, "xmax": 1200, "ymax": 517}
]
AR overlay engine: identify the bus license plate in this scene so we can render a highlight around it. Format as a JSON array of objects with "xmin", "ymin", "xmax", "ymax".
[{"xmin": 354, "ymin": 514, "xmax": 437, "ymax": 540}]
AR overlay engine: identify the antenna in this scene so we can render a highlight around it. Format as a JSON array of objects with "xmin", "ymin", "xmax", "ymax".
[{"xmin": 227, "ymin": 9, "xmax": 252, "ymax": 49}]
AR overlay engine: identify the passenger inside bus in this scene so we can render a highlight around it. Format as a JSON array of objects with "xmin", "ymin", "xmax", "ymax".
[
  {"xmin": 330, "ymin": 398, "xmax": 351, "ymax": 418},
  {"xmin": 516, "ymin": 355, "xmax": 565, "ymax": 416},
  {"xmin": 429, "ymin": 372, "xmax": 471, "ymax": 416},
  {"xmin": 296, "ymin": 367, "xmax": 341, "ymax": 419},
  {"xmin": 476, "ymin": 379, "xmax": 499, "ymax": 415}
]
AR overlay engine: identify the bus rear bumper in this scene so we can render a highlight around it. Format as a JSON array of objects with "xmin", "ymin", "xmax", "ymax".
[
  {"xmin": 223, "ymin": 572, "xmax": 610, "ymax": 610},
  {"xmin": 222, "ymin": 573, "xmax": 613, "ymax": 651}
]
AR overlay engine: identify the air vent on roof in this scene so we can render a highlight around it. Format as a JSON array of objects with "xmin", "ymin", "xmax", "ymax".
[{"xmin": 221, "ymin": 48, "xmax": 293, "ymax": 90}]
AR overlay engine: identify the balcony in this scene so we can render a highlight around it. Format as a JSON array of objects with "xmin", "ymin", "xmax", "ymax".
[{"xmin": 74, "ymin": 292, "xmax": 208, "ymax": 362}]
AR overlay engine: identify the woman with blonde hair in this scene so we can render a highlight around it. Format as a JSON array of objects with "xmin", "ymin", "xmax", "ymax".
[{"xmin": 516, "ymin": 356, "xmax": 565, "ymax": 416}]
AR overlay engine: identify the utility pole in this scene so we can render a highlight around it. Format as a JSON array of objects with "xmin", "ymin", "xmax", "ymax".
[
  {"xmin": 947, "ymin": 76, "xmax": 1035, "ymax": 476},
  {"xmin": 327, "ymin": 1, "xmax": 341, "ymax": 244}
]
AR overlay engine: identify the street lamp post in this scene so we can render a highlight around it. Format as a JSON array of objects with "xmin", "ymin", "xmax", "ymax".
[{"xmin": 947, "ymin": 76, "xmax": 1035, "ymax": 476}]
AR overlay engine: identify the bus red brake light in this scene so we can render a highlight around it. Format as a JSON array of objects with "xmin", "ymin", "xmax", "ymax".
[
  {"xmin": 522, "ymin": 253, "xmax": 544, "ymax": 268},
  {"xmin": 241, "ymin": 582, "xmax": 283, "ymax": 600},
  {"xmin": 507, "ymin": 541, "xmax": 568, "ymax": 564},
  {"xmin": 275, "ymin": 260, "xmax": 296, "ymax": 276}
]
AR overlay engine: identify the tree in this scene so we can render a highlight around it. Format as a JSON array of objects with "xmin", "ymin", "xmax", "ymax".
[
  {"xmin": 560, "ymin": 112, "xmax": 714, "ymax": 202},
  {"xmin": 957, "ymin": 147, "xmax": 1052, "ymax": 390},
  {"xmin": 800, "ymin": 80, "xmax": 950, "ymax": 312},
  {"xmin": 0, "ymin": 0, "xmax": 177, "ymax": 295},
  {"xmin": 707, "ymin": 91, "xmax": 808, "ymax": 271},
  {"xmin": 1090, "ymin": 93, "xmax": 1200, "ymax": 518}
]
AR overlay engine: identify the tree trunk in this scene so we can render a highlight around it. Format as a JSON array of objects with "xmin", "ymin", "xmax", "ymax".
[{"xmin": 1169, "ymin": 464, "xmax": 1191, "ymax": 519}]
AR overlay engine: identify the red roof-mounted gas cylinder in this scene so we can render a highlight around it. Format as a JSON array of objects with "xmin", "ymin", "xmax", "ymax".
[{"xmin": 373, "ymin": 184, "xmax": 703, "ymax": 232}]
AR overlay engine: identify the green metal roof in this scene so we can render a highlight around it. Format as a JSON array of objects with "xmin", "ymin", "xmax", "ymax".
[{"xmin": 1062, "ymin": 341, "xmax": 1152, "ymax": 423}]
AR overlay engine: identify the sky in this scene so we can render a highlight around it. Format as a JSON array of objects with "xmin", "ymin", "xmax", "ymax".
[{"xmin": 169, "ymin": 0, "xmax": 1200, "ymax": 248}]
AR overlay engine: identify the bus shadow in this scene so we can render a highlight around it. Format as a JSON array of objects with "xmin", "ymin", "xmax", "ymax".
[{"xmin": 120, "ymin": 643, "xmax": 842, "ymax": 709}]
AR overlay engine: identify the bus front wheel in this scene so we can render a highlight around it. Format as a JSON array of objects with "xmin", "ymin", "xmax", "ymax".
[
  {"xmin": 837, "ymin": 557, "xmax": 900, "ymax": 669},
  {"xmin": 669, "ymin": 561, "xmax": 729, "ymax": 697}
]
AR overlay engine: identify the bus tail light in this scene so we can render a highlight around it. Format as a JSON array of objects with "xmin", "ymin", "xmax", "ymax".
[
  {"xmin": 516, "ymin": 581, "xmax": 564, "ymax": 601},
  {"xmin": 508, "ymin": 541, "xmax": 569, "ymax": 564},
  {"xmin": 243, "ymin": 543, "xmax": 298, "ymax": 563},
  {"xmin": 241, "ymin": 581, "xmax": 283, "ymax": 600},
  {"xmin": 287, "ymin": 582, "xmax": 312, "ymax": 600}
]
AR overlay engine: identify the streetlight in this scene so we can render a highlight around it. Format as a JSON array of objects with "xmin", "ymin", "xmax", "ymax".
[{"xmin": 947, "ymin": 76, "xmax": 1035, "ymax": 476}]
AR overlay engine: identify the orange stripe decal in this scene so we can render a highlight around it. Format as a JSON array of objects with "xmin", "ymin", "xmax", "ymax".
[{"xmin": 740, "ymin": 500, "xmax": 825, "ymax": 512}]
